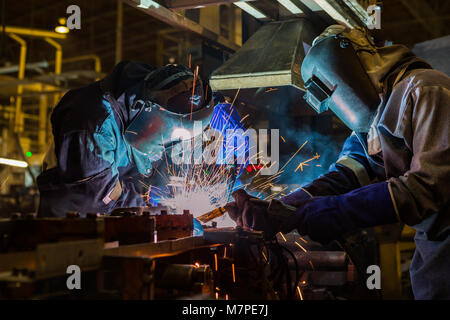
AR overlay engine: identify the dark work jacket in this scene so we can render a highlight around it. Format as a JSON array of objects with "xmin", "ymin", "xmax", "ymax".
[{"xmin": 37, "ymin": 62, "xmax": 156, "ymax": 217}]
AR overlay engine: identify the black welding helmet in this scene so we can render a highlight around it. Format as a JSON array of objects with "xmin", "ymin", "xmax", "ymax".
[
  {"xmin": 301, "ymin": 25, "xmax": 381, "ymax": 132},
  {"xmin": 124, "ymin": 64, "xmax": 214, "ymax": 161}
]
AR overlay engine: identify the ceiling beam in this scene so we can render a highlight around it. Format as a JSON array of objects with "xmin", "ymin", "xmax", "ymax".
[
  {"xmin": 124, "ymin": 0, "xmax": 240, "ymax": 52},
  {"xmin": 398, "ymin": 0, "xmax": 442, "ymax": 38},
  {"xmin": 165, "ymin": 0, "xmax": 250, "ymax": 10}
]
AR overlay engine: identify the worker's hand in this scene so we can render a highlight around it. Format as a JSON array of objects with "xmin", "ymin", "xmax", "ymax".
[{"xmin": 225, "ymin": 189, "xmax": 297, "ymax": 238}]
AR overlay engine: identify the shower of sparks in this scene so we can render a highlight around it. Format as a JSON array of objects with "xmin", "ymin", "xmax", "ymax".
[{"xmin": 141, "ymin": 83, "xmax": 323, "ymax": 226}]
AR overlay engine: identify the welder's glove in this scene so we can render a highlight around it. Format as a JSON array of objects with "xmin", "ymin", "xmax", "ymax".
[
  {"xmin": 225, "ymin": 189, "xmax": 297, "ymax": 238},
  {"xmin": 288, "ymin": 182, "xmax": 399, "ymax": 244}
]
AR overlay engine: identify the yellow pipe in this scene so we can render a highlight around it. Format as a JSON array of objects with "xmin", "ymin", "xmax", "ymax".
[
  {"xmin": 44, "ymin": 38, "xmax": 62, "ymax": 103},
  {"xmin": 0, "ymin": 25, "xmax": 67, "ymax": 39},
  {"xmin": 44, "ymin": 37, "xmax": 62, "ymax": 75},
  {"xmin": 8, "ymin": 33, "xmax": 27, "ymax": 133},
  {"xmin": 58, "ymin": 54, "xmax": 102, "ymax": 74}
]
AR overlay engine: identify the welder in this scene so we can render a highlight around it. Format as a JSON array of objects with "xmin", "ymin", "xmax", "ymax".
[
  {"xmin": 37, "ymin": 61, "xmax": 215, "ymax": 217},
  {"xmin": 226, "ymin": 25, "xmax": 450, "ymax": 299}
]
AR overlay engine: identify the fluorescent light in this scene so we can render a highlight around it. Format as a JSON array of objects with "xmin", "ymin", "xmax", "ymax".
[
  {"xmin": 277, "ymin": 0, "xmax": 303, "ymax": 14},
  {"xmin": 137, "ymin": 0, "xmax": 160, "ymax": 9},
  {"xmin": 300, "ymin": 0, "xmax": 322, "ymax": 11},
  {"xmin": 313, "ymin": 0, "xmax": 353, "ymax": 27},
  {"xmin": 0, "ymin": 157, "xmax": 28, "ymax": 168},
  {"xmin": 234, "ymin": 1, "xmax": 267, "ymax": 19}
]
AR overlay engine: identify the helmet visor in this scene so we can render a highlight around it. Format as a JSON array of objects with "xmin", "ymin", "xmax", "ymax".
[{"xmin": 303, "ymin": 74, "xmax": 334, "ymax": 113}]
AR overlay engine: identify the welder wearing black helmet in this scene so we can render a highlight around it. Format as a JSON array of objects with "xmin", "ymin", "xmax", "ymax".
[
  {"xmin": 37, "ymin": 61, "xmax": 214, "ymax": 218},
  {"xmin": 226, "ymin": 25, "xmax": 450, "ymax": 299}
]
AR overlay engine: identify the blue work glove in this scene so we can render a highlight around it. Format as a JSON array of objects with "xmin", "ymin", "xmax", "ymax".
[
  {"xmin": 284, "ymin": 181, "xmax": 399, "ymax": 244},
  {"xmin": 225, "ymin": 189, "xmax": 298, "ymax": 239}
]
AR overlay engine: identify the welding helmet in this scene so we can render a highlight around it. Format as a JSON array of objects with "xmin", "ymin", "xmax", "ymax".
[
  {"xmin": 125, "ymin": 64, "xmax": 214, "ymax": 161},
  {"xmin": 301, "ymin": 25, "xmax": 381, "ymax": 132}
]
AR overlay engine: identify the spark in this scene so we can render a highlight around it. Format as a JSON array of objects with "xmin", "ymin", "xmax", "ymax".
[
  {"xmin": 294, "ymin": 153, "xmax": 320, "ymax": 172},
  {"xmin": 309, "ymin": 260, "xmax": 315, "ymax": 270},
  {"xmin": 299, "ymin": 237, "xmax": 308, "ymax": 243},
  {"xmin": 279, "ymin": 232, "xmax": 287, "ymax": 242},
  {"xmin": 261, "ymin": 250, "xmax": 267, "ymax": 262},
  {"xmin": 295, "ymin": 241, "xmax": 307, "ymax": 252},
  {"xmin": 239, "ymin": 114, "xmax": 250, "ymax": 123},
  {"xmin": 279, "ymin": 140, "xmax": 308, "ymax": 172},
  {"xmin": 297, "ymin": 286, "xmax": 304, "ymax": 300},
  {"xmin": 190, "ymin": 65, "xmax": 199, "ymax": 120},
  {"xmin": 214, "ymin": 253, "xmax": 218, "ymax": 271},
  {"xmin": 265, "ymin": 88, "xmax": 278, "ymax": 93},
  {"xmin": 232, "ymin": 263, "xmax": 236, "ymax": 283},
  {"xmin": 280, "ymin": 135, "xmax": 286, "ymax": 143}
]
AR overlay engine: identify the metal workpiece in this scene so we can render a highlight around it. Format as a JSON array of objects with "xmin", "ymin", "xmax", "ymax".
[
  {"xmin": 209, "ymin": 18, "xmax": 320, "ymax": 91},
  {"xmin": 156, "ymin": 263, "xmax": 214, "ymax": 292}
]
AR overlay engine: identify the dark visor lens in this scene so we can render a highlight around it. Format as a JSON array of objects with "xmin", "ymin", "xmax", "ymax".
[
  {"xmin": 304, "ymin": 75, "xmax": 334, "ymax": 113},
  {"xmin": 165, "ymin": 82, "xmax": 205, "ymax": 114}
]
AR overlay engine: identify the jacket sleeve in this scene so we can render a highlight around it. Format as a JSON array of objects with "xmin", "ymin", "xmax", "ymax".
[
  {"xmin": 57, "ymin": 116, "xmax": 145, "ymax": 213},
  {"xmin": 388, "ymin": 85, "xmax": 450, "ymax": 227},
  {"xmin": 280, "ymin": 132, "xmax": 376, "ymax": 205}
]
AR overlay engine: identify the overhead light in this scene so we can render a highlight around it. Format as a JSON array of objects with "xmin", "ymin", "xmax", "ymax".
[
  {"xmin": 234, "ymin": 1, "xmax": 267, "ymax": 19},
  {"xmin": 0, "ymin": 157, "xmax": 28, "ymax": 168},
  {"xmin": 55, "ymin": 17, "xmax": 69, "ymax": 34},
  {"xmin": 277, "ymin": 0, "xmax": 303, "ymax": 14}
]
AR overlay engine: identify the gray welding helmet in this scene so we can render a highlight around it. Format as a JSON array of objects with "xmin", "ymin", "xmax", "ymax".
[
  {"xmin": 301, "ymin": 25, "xmax": 381, "ymax": 132},
  {"xmin": 124, "ymin": 64, "xmax": 214, "ymax": 161}
]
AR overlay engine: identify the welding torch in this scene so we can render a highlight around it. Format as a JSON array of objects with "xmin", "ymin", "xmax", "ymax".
[{"xmin": 197, "ymin": 198, "xmax": 297, "ymax": 224}]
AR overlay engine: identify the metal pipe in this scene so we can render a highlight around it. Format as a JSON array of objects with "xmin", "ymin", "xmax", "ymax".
[
  {"xmin": 0, "ymin": 61, "xmax": 49, "ymax": 75},
  {"xmin": 49, "ymin": 54, "xmax": 102, "ymax": 74},
  {"xmin": 8, "ymin": 33, "xmax": 26, "ymax": 133},
  {"xmin": 0, "ymin": 25, "xmax": 66, "ymax": 39},
  {"xmin": 44, "ymin": 37, "xmax": 62, "ymax": 75}
]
